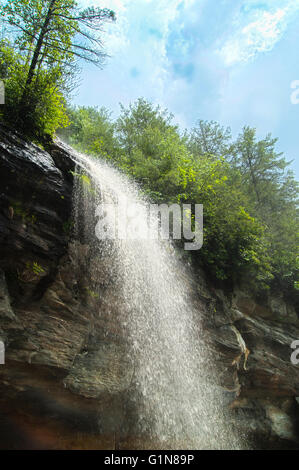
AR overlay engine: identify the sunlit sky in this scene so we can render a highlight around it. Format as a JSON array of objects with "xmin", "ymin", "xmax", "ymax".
[{"xmin": 75, "ymin": 0, "xmax": 299, "ymax": 178}]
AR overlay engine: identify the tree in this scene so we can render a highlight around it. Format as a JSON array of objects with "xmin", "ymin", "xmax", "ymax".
[
  {"xmin": 59, "ymin": 105, "xmax": 118, "ymax": 159},
  {"xmin": 232, "ymin": 126, "xmax": 289, "ymax": 208},
  {"xmin": 232, "ymin": 126, "xmax": 298, "ymax": 294},
  {"xmin": 187, "ymin": 120, "xmax": 233, "ymax": 159},
  {"xmin": 0, "ymin": 0, "xmax": 115, "ymax": 136},
  {"xmin": 116, "ymin": 99, "xmax": 186, "ymax": 199},
  {"xmin": 116, "ymin": 98, "xmax": 175, "ymax": 158},
  {"xmin": 1, "ymin": 0, "xmax": 115, "ymax": 79}
]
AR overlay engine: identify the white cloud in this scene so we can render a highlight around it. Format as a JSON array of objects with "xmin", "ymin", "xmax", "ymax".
[
  {"xmin": 218, "ymin": 1, "xmax": 299, "ymax": 66},
  {"xmin": 79, "ymin": 0, "xmax": 129, "ymax": 54},
  {"xmin": 77, "ymin": 0, "xmax": 196, "ymax": 115},
  {"xmin": 74, "ymin": 0, "xmax": 299, "ymax": 179}
]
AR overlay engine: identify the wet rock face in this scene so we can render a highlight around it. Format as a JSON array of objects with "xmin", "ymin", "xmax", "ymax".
[
  {"xmin": 198, "ymin": 279, "xmax": 299, "ymax": 449},
  {"xmin": 0, "ymin": 126, "xmax": 129, "ymax": 449},
  {"xmin": 0, "ymin": 124, "xmax": 298, "ymax": 449},
  {"xmin": 0, "ymin": 125, "xmax": 73, "ymax": 300}
]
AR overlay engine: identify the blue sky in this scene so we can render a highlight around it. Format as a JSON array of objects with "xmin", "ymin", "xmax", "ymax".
[{"xmin": 75, "ymin": 0, "xmax": 299, "ymax": 178}]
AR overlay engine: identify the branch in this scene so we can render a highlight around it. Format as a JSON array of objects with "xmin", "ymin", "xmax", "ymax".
[
  {"xmin": 42, "ymin": 41, "xmax": 107, "ymax": 65},
  {"xmin": 52, "ymin": 7, "xmax": 115, "ymax": 26}
]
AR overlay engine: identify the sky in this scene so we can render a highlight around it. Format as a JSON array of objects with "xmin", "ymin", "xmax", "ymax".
[{"xmin": 75, "ymin": 0, "xmax": 299, "ymax": 178}]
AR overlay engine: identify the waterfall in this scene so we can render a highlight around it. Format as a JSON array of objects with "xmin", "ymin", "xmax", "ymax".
[{"xmin": 68, "ymin": 147, "xmax": 243, "ymax": 450}]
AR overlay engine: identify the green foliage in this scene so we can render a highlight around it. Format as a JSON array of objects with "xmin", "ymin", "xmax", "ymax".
[
  {"xmin": 70, "ymin": 170, "xmax": 96, "ymax": 196},
  {"xmin": 232, "ymin": 126, "xmax": 289, "ymax": 206},
  {"xmin": 31, "ymin": 261, "xmax": 45, "ymax": 276},
  {"xmin": 59, "ymin": 106, "xmax": 118, "ymax": 159},
  {"xmin": 116, "ymin": 99, "xmax": 188, "ymax": 199},
  {"xmin": 0, "ymin": 0, "xmax": 115, "ymax": 138},
  {"xmin": 10, "ymin": 200, "xmax": 37, "ymax": 224},
  {"xmin": 62, "ymin": 218, "xmax": 74, "ymax": 234},
  {"xmin": 181, "ymin": 158, "xmax": 273, "ymax": 286},
  {"xmin": 186, "ymin": 119, "xmax": 232, "ymax": 159},
  {"xmin": 0, "ymin": 40, "xmax": 70, "ymax": 138},
  {"xmin": 22, "ymin": 261, "xmax": 45, "ymax": 280},
  {"xmin": 84, "ymin": 287, "xmax": 99, "ymax": 299},
  {"xmin": 231, "ymin": 126, "xmax": 299, "ymax": 294},
  {"xmin": 62, "ymin": 100, "xmax": 298, "ymax": 299}
]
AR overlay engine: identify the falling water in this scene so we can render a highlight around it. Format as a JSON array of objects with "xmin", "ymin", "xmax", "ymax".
[{"xmin": 68, "ymin": 147, "xmax": 243, "ymax": 450}]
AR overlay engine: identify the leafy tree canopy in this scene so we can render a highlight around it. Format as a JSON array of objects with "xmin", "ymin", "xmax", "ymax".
[{"xmin": 59, "ymin": 100, "xmax": 299, "ymax": 303}]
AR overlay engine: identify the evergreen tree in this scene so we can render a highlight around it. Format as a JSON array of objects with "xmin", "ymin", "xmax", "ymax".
[
  {"xmin": 188, "ymin": 119, "xmax": 232, "ymax": 159},
  {"xmin": 232, "ymin": 126, "xmax": 289, "ymax": 208}
]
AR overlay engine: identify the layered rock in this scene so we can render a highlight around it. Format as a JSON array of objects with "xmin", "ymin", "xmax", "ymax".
[
  {"xmin": 197, "ymin": 275, "xmax": 299, "ymax": 449},
  {"xmin": 0, "ymin": 126, "xmax": 129, "ymax": 449}
]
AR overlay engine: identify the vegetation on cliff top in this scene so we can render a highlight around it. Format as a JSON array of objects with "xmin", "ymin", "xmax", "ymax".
[{"xmin": 59, "ymin": 101, "xmax": 299, "ymax": 301}]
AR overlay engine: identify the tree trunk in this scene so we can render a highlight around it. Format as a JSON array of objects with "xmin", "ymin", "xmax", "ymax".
[{"xmin": 21, "ymin": 0, "xmax": 57, "ymax": 100}]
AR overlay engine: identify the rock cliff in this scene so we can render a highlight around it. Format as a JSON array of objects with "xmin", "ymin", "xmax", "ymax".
[{"xmin": 0, "ymin": 125, "xmax": 298, "ymax": 449}]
